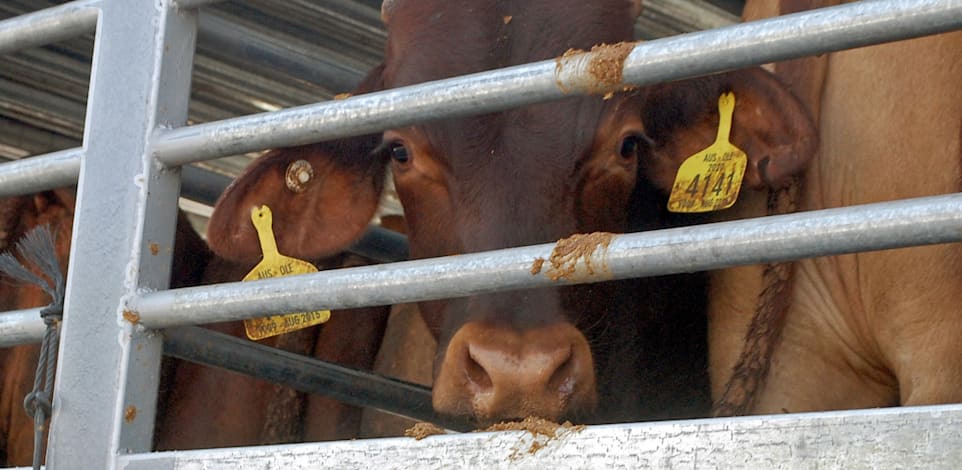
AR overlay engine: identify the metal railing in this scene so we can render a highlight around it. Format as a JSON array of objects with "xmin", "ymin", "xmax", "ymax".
[
  {"xmin": 1, "ymin": 0, "xmax": 961, "ymax": 468},
  {"xmin": 148, "ymin": 0, "xmax": 962, "ymax": 166}
]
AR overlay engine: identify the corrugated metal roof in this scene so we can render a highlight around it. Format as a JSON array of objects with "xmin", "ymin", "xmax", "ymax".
[{"xmin": 0, "ymin": 0, "xmax": 742, "ymax": 203}]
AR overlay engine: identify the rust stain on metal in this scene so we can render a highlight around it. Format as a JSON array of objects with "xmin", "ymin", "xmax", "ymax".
[
  {"xmin": 405, "ymin": 422, "xmax": 446, "ymax": 440},
  {"xmin": 530, "ymin": 257, "xmax": 545, "ymax": 275},
  {"xmin": 122, "ymin": 310, "xmax": 141, "ymax": 324},
  {"xmin": 124, "ymin": 405, "xmax": 137, "ymax": 423},
  {"xmin": 545, "ymin": 232, "xmax": 615, "ymax": 281},
  {"xmin": 148, "ymin": 242, "xmax": 160, "ymax": 256}
]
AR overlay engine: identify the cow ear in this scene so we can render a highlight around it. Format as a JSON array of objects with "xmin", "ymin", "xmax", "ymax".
[
  {"xmin": 206, "ymin": 138, "xmax": 389, "ymax": 264},
  {"xmin": 206, "ymin": 64, "xmax": 388, "ymax": 264},
  {"xmin": 641, "ymin": 67, "xmax": 817, "ymax": 191}
]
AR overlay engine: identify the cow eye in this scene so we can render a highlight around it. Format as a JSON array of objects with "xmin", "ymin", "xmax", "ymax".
[
  {"xmin": 619, "ymin": 135, "xmax": 641, "ymax": 159},
  {"xmin": 390, "ymin": 144, "xmax": 410, "ymax": 164},
  {"xmin": 619, "ymin": 133, "xmax": 652, "ymax": 159}
]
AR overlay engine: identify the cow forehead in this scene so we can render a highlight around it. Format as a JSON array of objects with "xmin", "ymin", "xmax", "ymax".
[
  {"xmin": 383, "ymin": 0, "xmax": 642, "ymax": 250},
  {"xmin": 382, "ymin": 0, "xmax": 639, "ymax": 172},
  {"xmin": 384, "ymin": 0, "xmax": 636, "ymax": 87},
  {"xmin": 417, "ymin": 99, "xmax": 607, "ymax": 172}
]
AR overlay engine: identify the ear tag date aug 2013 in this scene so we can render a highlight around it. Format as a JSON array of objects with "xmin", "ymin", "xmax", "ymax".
[
  {"xmin": 241, "ymin": 205, "xmax": 331, "ymax": 340},
  {"xmin": 667, "ymin": 92, "xmax": 747, "ymax": 213}
]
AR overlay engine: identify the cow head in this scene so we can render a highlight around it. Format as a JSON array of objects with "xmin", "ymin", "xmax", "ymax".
[{"xmin": 207, "ymin": 0, "xmax": 815, "ymax": 425}]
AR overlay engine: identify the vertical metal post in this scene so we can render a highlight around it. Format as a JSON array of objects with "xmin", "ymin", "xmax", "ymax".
[{"xmin": 45, "ymin": 0, "xmax": 196, "ymax": 468}]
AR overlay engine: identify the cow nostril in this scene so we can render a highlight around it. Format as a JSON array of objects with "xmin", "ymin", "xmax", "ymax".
[
  {"xmin": 465, "ymin": 348, "xmax": 493, "ymax": 391},
  {"xmin": 547, "ymin": 346, "xmax": 576, "ymax": 397}
]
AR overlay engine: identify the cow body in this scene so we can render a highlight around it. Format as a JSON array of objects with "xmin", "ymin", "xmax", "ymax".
[
  {"xmin": 0, "ymin": 190, "xmax": 217, "ymax": 465},
  {"xmin": 0, "ymin": 191, "xmax": 74, "ymax": 466},
  {"xmin": 208, "ymin": 0, "xmax": 814, "ymax": 425},
  {"xmin": 0, "ymin": 189, "xmax": 389, "ymax": 465},
  {"xmin": 153, "ymin": 254, "xmax": 390, "ymax": 450},
  {"xmin": 710, "ymin": 1, "xmax": 962, "ymax": 414}
]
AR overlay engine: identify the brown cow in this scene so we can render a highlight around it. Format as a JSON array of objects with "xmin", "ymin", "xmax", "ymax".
[
  {"xmin": 0, "ymin": 189, "xmax": 390, "ymax": 465},
  {"xmin": 0, "ymin": 190, "xmax": 214, "ymax": 465},
  {"xmin": 153, "ymin": 254, "xmax": 391, "ymax": 450},
  {"xmin": 154, "ymin": 64, "xmax": 395, "ymax": 451},
  {"xmin": 710, "ymin": 1, "xmax": 962, "ymax": 415},
  {"xmin": 207, "ymin": 0, "xmax": 816, "ymax": 425},
  {"xmin": 0, "ymin": 190, "xmax": 77, "ymax": 466}
]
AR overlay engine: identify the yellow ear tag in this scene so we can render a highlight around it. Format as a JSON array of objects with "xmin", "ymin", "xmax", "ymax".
[
  {"xmin": 667, "ymin": 92, "xmax": 747, "ymax": 213},
  {"xmin": 242, "ymin": 205, "xmax": 331, "ymax": 340}
]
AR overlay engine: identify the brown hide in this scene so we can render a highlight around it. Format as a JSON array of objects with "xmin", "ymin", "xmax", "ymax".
[
  {"xmin": 0, "ymin": 191, "xmax": 74, "ymax": 467},
  {"xmin": 709, "ymin": 0, "xmax": 962, "ymax": 414},
  {"xmin": 1, "ymin": 190, "xmax": 387, "ymax": 465},
  {"xmin": 154, "ymin": 66, "xmax": 394, "ymax": 448},
  {"xmin": 0, "ymin": 190, "xmax": 214, "ymax": 466},
  {"xmin": 359, "ymin": 302, "xmax": 434, "ymax": 437},
  {"xmin": 154, "ymin": 254, "xmax": 389, "ymax": 450},
  {"xmin": 207, "ymin": 0, "xmax": 816, "ymax": 426}
]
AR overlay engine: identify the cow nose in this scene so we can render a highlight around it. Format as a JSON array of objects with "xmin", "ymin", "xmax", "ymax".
[{"xmin": 433, "ymin": 322, "xmax": 597, "ymax": 422}]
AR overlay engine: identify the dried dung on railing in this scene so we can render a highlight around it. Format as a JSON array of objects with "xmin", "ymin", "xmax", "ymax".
[
  {"xmin": 544, "ymin": 232, "xmax": 614, "ymax": 281},
  {"xmin": 405, "ymin": 422, "xmax": 447, "ymax": 440},
  {"xmin": 480, "ymin": 417, "xmax": 586, "ymax": 455}
]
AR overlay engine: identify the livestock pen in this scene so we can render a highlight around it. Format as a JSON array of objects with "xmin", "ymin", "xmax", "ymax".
[{"xmin": 1, "ymin": 0, "xmax": 962, "ymax": 468}]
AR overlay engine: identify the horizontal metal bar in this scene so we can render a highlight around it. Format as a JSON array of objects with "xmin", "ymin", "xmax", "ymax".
[
  {"xmin": 350, "ymin": 226, "xmax": 409, "ymax": 263},
  {"xmin": 179, "ymin": 163, "xmax": 232, "ymax": 205},
  {"xmin": 0, "ymin": 222, "xmax": 407, "ymax": 347},
  {"xmin": 0, "ymin": 147, "xmax": 81, "ymax": 196},
  {"xmin": 0, "ymin": 1, "xmax": 99, "ymax": 56},
  {"xmin": 0, "ymin": 307, "xmax": 43, "ymax": 347},
  {"xmin": 172, "ymin": 0, "xmax": 228, "ymax": 9},
  {"xmin": 163, "ymin": 326, "xmax": 469, "ymax": 431},
  {"xmin": 118, "ymin": 404, "xmax": 962, "ymax": 469},
  {"xmin": 196, "ymin": 12, "xmax": 365, "ymax": 95},
  {"xmin": 0, "ymin": 155, "xmax": 409, "ymax": 261},
  {"xmin": 151, "ymin": 0, "xmax": 962, "ymax": 167},
  {"xmin": 130, "ymin": 192, "xmax": 962, "ymax": 328}
]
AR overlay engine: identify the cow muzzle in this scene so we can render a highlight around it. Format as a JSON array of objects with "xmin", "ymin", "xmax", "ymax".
[{"xmin": 432, "ymin": 321, "xmax": 597, "ymax": 423}]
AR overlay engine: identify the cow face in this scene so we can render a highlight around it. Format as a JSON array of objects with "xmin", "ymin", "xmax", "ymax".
[
  {"xmin": 207, "ymin": 0, "xmax": 815, "ymax": 426},
  {"xmin": 376, "ymin": 1, "xmax": 655, "ymax": 422}
]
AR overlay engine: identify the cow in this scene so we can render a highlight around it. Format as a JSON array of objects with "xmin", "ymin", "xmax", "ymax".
[
  {"xmin": 206, "ymin": 0, "xmax": 816, "ymax": 426},
  {"xmin": 0, "ymin": 190, "xmax": 219, "ymax": 465},
  {"xmin": 1, "ymin": 190, "xmax": 78, "ymax": 466},
  {"xmin": 153, "ymin": 254, "xmax": 391, "ymax": 450},
  {"xmin": 710, "ymin": 0, "xmax": 962, "ymax": 416},
  {"xmin": 0, "ymin": 188, "xmax": 391, "ymax": 465},
  {"xmin": 153, "ymin": 65, "xmax": 396, "ymax": 451}
]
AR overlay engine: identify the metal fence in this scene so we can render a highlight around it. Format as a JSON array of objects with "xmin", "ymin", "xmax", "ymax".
[{"xmin": 1, "ymin": 0, "xmax": 961, "ymax": 468}]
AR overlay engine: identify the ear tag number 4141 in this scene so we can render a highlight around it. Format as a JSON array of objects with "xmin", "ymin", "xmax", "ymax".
[
  {"xmin": 242, "ymin": 205, "xmax": 331, "ymax": 340},
  {"xmin": 667, "ymin": 92, "xmax": 747, "ymax": 213}
]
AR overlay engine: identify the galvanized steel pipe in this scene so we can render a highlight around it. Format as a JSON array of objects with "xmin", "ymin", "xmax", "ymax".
[
  {"xmin": 0, "ymin": 308, "xmax": 44, "ymax": 347},
  {"xmin": 172, "ymin": 0, "xmax": 228, "ymax": 9},
  {"xmin": 131, "ymin": 193, "xmax": 962, "ymax": 329},
  {"xmin": 0, "ymin": 147, "xmax": 82, "ymax": 197},
  {"xmin": 196, "ymin": 12, "xmax": 365, "ymax": 95},
  {"xmin": 151, "ymin": 0, "xmax": 962, "ymax": 166},
  {"xmin": 163, "ymin": 326, "xmax": 469, "ymax": 431},
  {"xmin": 0, "ymin": 1, "xmax": 99, "ymax": 56}
]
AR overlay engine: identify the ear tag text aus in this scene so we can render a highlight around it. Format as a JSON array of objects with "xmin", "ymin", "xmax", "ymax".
[
  {"xmin": 667, "ymin": 92, "xmax": 747, "ymax": 213},
  {"xmin": 242, "ymin": 205, "xmax": 331, "ymax": 340}
]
